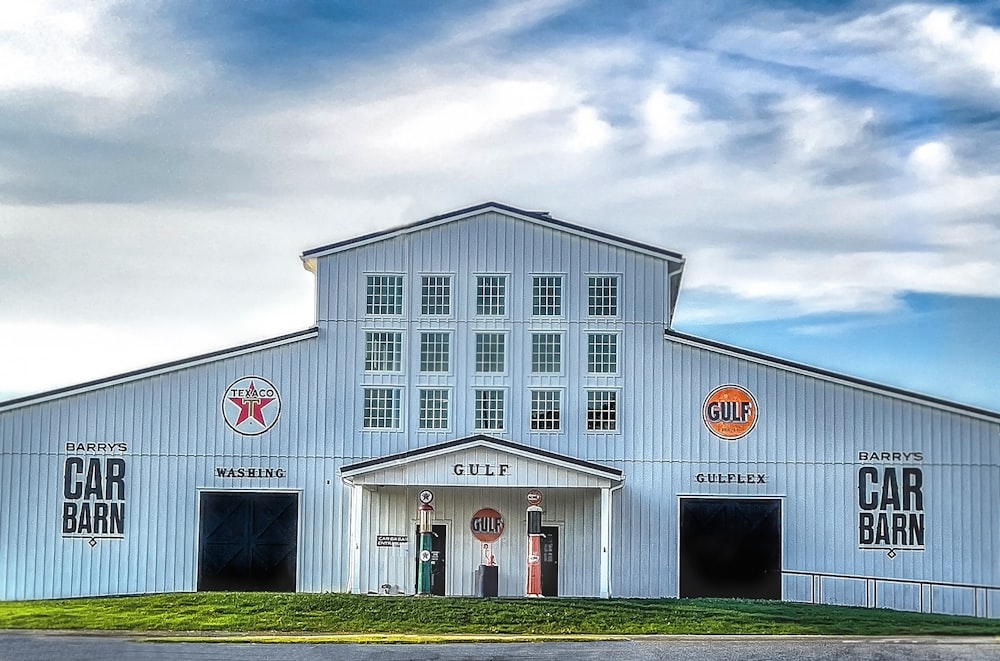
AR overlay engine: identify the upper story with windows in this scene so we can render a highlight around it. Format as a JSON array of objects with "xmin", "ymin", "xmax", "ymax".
[
  {"xmin": 302, "ymin": 202, "xmax": 685, "ymax": 327},
  {"xmin": 300, "ymin": 202, "xmax": 686, "ymax": 441}
]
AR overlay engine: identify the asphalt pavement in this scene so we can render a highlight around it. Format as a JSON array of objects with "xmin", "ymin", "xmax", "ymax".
[{"xmin": 1, "ymin": 633, "xmax": 999, "ymax": 661}]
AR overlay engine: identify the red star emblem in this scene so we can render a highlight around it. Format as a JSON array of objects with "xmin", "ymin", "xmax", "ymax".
[{"xmin": 228, "ymin": 381, "xmax": 276, "ymax": 427}]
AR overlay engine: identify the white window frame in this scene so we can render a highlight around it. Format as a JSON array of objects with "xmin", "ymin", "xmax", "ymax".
[
  {"xmin": 474, "ymin": 331, "xmax": 507, "ymax": 374},
  {"xmin": 531, "ymin": 274, "xmax": 564, "ymax": 317},
  {"xmin": 585, "ymin": 389, "xmax": 619, "ymax": 433},
  {"xmin": 530, "ymin": 331, "xmax": 563, "ymax": 374},
  {"xmin": 365, "ymin": 273, "xmax": 405, "ymax": 316},
  {"xmin": 475, "ymin": 274, "xmax": 508, "ymax": 317},
  {"xmin": 420, "ymin": 274, "xmax": 453, "ymax": 317},
  {"xmin": 529, "ymin": 388, "xmax": 563, "ymax": 432},
  {"xmin": 418, "ymin": 331, "xmax": 451, "ymax": 373},
  {"xmin": 587, "ymin": 274, "xmax": 620, "ymax": 318},
  {"xmin": 362, "ymin": 387, "xmax": 402, "ymax": 430},
  {"xmin": 473, "ymin": 388, "xmax": 507, "ymax": 432},
  {"xmin": 417, "ymin": 388, "xmax": 451, "ymax": 431},
  {"xmin": 586, "ymin": 332, "xmax": 620, "ymax": 375},
  {"xmin": 364, "ymin": 330, "xmax": 404, "ymax": 372}
]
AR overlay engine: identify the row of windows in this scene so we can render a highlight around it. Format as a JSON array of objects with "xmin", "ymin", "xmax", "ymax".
[
  {"xmin": 362, "ymin": 387, "xmax": 618, "ymax": 432},
  {"xmin": 366, "ymin": 274, "xmax": 620, "ymax": 317},
  {"xmin": 365, "ymin": 331, "xmax": 619, "ymax": 374}
]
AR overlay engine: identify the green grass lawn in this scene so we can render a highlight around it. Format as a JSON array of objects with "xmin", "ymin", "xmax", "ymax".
[{"xmin": 0, "ymin": 593, "xmax": 998, "ymax": 636}]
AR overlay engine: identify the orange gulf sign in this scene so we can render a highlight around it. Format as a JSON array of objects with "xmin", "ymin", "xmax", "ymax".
[
  {"xmin": 470, "ymin": 508, "xmax": 505, "ymax": 543},
  {"xmin": 703, "ymin": 385, "xmax": 758, "ymax": 440}
]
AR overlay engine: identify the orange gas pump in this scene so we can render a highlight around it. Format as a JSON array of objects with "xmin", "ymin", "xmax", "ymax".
[{"xmin": 525, "ymin": 504, "xmax": 543, "ymax": 597}]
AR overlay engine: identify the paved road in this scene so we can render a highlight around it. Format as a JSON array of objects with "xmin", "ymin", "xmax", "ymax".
[{"xmin": 1, "ymin": 633, "xmax": 999, "ymax": 661}]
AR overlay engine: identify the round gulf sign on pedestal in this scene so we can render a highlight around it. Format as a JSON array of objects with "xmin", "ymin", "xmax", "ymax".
[
  {"xmin": 470, "ymin": 508, "xmax": 505, "ymax": 543},
  {"xmin": 703, "ymin": 384, "xmax": 758, "ymax": 440}
]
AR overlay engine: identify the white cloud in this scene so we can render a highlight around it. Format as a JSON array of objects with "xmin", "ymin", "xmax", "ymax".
[
  {"xmin": 715, "ymin": 3, "xmax": 1000, "ymax": 102},
  {"xmin": 0, "ymin": 0, "xmax": 176, "ymax": 127},
  {"xmin": 908, "ymin": 140, "xmax": 955, "ymax": 179},
  {"xmin": 567, "ymin": 106, "xmax": 613, "ymax": 152},
  {"xmin": 778, "ymin": 93, "xmax": 876, "ymax": 159},
  {"xmin": 903, "ymin": 6, "xmax": 1000, "ymax": 88},
  {"xmin": 444, "ymin": 0, "xmax": 577, "ymax": 46},
  {"xmin": 682, "ymin": 246, "xmax": 1000, "ymax": 322},
  {"xmin": 642, "ymin": 89, "xmax": 721, "ymax": 154}
]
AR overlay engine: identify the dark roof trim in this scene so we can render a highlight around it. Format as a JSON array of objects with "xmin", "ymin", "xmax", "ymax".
[
  {"xmin": 665, "ymin": 329, "xmax": 1000, "ymax": 422},
  {"xmin": 340, "ymin": 434, "xmax": 624, "ymax": 478},
  {"xmin": 0, "ymin": 327, "xmax": 319, "ymax": 411},
  {"xmin": 302, "ymin": 201, "xmax": 684, "ymax": 261}
]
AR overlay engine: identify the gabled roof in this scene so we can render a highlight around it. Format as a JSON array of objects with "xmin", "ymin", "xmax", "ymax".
[
  {"xmin": 301, "ymin": 201, "xmax": 685, "ymax": 270},
  {"xmin": 340, "ymin": 434, "xmax": 624, "ymax": 486},
  {"xmin": 665, "ymin": 329, "xmax": 1000, "ymax": 423}
]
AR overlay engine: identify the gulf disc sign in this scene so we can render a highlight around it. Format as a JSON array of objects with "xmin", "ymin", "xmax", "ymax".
[
  {"xmin": 470, "ymin": 508, "xmax": 505, "ymax": 543},
  {"xmin": 703, "ymin": 385, "xmax": 758, "ymax": 441}
]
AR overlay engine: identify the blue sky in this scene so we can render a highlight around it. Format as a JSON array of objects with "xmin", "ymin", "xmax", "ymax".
[{"xmin": 1, "ymin": 0, "xmax": 999, "ymax": 411}]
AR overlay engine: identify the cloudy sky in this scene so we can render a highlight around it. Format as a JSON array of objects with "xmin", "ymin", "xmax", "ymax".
[{"xmin": 2, "ymin": 0, "xmax": 999, "ymax": 411}]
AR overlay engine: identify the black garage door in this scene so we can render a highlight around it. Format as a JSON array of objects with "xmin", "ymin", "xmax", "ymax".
[
  {"xmin": 679, "ymin": 498, "xmax": 781, "ymax": 599},
  {"xmin": 198, "ymin": 492, "xmax": 298, "ymax": 592}
]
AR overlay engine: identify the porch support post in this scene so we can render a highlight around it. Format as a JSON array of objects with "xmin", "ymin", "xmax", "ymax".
[
  {"xmin": 348, "ymin": 483, "xmax": 363, "ymax": 594},
  {"xmin": 599, "ymin": 485, "xmax": 612, "ymax": 598}
]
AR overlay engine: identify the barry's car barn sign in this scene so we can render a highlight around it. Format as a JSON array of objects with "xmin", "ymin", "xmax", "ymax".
[
  {"xmin": 857, "ymin": 451, "xmax": 925, "ymax": 554},
  {"xmin": 62, "ymin": 443, "xmax": 127, "ymax": 543}
]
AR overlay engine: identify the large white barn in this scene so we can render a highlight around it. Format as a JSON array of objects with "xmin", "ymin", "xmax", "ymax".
[{"xmin": 2, "ymin": 202, "xmax": 998, "ymax": 617}]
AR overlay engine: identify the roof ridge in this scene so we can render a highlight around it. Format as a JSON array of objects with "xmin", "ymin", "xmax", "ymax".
[{"xmin": 301, "ymin": 202, "xmax": 684, "ymax": 261}]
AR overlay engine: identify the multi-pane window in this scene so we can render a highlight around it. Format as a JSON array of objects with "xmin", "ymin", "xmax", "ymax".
[
  {"xmin": 531, "ymin": 333, "xmax": 562, "ymax": 373},
  {"xmin": 532, "ymin": 275, "xmax": 562, "ymax": 316},
  {"xmin": 363, "ymin": 387, "xmax": 401, "ymax": 429},
  {"xmin": 475, "ymin": 333, "xmax": 506, "ymax": 372},
  {"xmin": 474, "ymin": 389, "xmax": 505, "ymax": 430},
  {"xmin": 588, "ymin": 276, "xmax": 619, "ymax": 316},
  {"xmin": 364, "ymin": 331, "xmax": 403, "ymax": 372},
  {"xmin": 419, "ymin": 332, "xmax": 450, "ymax": 372},
  {"xmin": 587, "ymin": 390, "xmax": 617, "ymax": 431},
  {"xmin": 530, "ymin": 390, "xmax": 561, "ymax": 430},
  {"xmin": 418, "ymin": 389, "xmax": 449, "ymax": 430},
  {"xmin": 366, "ymin": 275, "xmax": 404, "ymax": 315},
  {"xmin": 421, "ymin": 275, "xmax": 451, "ymax": 315},
  {"xmin": 587, "ymin": 333, "xmax": 619, "ymax": 374},
  {"xmin": 476, "ymin": 275, "xmax": 506, "ymax": 316}
]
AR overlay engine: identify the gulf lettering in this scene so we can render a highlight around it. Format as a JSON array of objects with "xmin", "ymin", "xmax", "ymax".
[
  {"xmin": 453, "ymin": 463, "xmax": 510, "ymax": 478},
  {"xmin": 705, "ymin": 401, "xmax": 753, "ymax": 423}
]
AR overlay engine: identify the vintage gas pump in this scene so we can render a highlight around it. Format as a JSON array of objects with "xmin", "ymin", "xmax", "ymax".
[
  {"xmin": 525, "ymin": 503, "xmax": 543, "ymax": 597},
  {"xmin": 416, "ymin": 497, "xmax": 434, "ymax": 595}
]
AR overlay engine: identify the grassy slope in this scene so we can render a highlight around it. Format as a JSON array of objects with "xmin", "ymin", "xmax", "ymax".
[{"xmin": 1, "ymin": 594, "xmax": 999, "ymax": 635}]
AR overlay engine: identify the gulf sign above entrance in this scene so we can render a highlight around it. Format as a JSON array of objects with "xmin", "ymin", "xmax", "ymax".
[{"xmin": 703, "ymin": 384, "xmax": 758, "ymax": 440}]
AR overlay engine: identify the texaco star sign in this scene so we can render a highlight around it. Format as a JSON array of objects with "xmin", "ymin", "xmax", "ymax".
[{"xmin": 222, "ymin": 376, "xmax": 281, "ymax": 435}]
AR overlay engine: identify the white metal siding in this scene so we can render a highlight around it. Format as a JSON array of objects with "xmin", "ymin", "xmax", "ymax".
[{"xmin": 2, "ymin": 207, "xmax": 998, "ymax": 619}]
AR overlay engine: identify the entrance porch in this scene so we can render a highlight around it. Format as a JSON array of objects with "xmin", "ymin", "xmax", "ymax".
[{"xmin": 339, "ymin": 435, "xmax": 624, "ymax": 597}]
